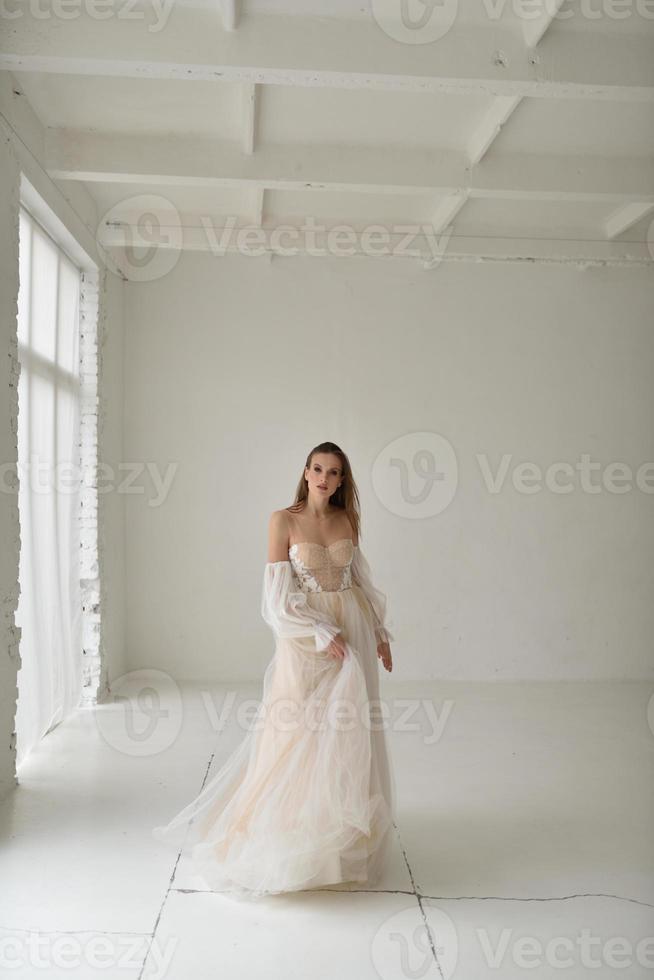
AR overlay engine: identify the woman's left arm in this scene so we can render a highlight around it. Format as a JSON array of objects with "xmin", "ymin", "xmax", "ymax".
[{"xmin": 350, "ymin": 543, "xmax": 395, "ymax": 646}]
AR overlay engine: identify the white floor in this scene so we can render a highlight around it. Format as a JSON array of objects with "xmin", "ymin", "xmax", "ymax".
[{"xmin": 1, "ymin": 678, "xmax": 653, "ymax": 979}]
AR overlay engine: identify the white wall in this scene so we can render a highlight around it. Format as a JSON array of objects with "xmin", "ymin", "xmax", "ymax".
[{"xmin": 124, "ymin": 251, "xmax": 654, "ymax": 683}]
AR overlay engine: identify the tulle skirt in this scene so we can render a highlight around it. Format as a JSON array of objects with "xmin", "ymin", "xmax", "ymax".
[{"xmin": 152, "ymin": 583, "xmax": 396, "ymax": 900}]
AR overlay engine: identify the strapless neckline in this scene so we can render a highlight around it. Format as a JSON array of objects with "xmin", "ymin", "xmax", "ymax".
[{"xmin": 288, "ymin": 538, "xmax": 354, "ymax": 552}]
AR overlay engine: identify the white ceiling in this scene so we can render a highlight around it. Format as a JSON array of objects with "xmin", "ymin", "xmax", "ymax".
[{"xmin": 2, "ymin": 0, "xmax": 654, "ymax": 271}]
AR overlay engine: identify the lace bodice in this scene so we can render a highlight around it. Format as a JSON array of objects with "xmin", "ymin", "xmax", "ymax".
[{"xmin": 288, "ymin": 538, "xmax": 354, "ymax": 593}]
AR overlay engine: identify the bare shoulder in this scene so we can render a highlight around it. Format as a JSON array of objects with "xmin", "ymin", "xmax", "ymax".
[
  {"xmin": 339, "ymin": 511, "xmax": 358, "ymax": 546},
  {"xmin": 269, "ymin": 508, "xmax": 291, "ymax": 534},
  {"xmin": 267, "ymin": 509, "xmax": 290, "ymax": 562}
]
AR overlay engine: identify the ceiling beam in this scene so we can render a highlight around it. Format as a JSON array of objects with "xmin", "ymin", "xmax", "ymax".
[
  {"xmin": 44, "ymin": 131, "xmax": 654, "ymax": 205},
  {"xmin": 467, "ymin": 96, "xmax": 523, "ymax": 167},
  {"xmin": 242, "ymin": 83, "xmax": 258, "ymax": 155},
  {"xmin": 96, "ymin": 220, "xmax": 652, "ymax": 269},
  {"xmin": 430, "ymin": 191, "xmax": 470, "ymax": 236},
  {"xmin": 221, "ymin": 0, "xmax": 239, "ymax": 32},
  {"xmin": 2, "ymin": 11, "xmax": 653, "ymax": 101},
  {"xmin": 252, "ymin": 187, "xmax": 265, "ymax": 226},
  {"xmin": 605, "ymin": 202, "xmax": 654, "ymax": 239},
  {"xmin": 460, "ymin": 96, "xmax": 523, "ymax": 245},
  {"xmin": 523, "ymin": 0, "xmax": 567, "ymax": 49}
]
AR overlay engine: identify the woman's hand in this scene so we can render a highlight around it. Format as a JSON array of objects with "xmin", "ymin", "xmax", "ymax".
[
  {"xmin": 326, "ymin": 634, "xmax": 348, "ymax": 661},
  {"xmin": 377, "ymin": 641, "xmax": 393, "ymax": 673}
]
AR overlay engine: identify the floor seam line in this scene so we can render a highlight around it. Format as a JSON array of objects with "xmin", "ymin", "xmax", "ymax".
[
  {"xmin": 417, "ymin": 892, "xmax": 654, "ymax": 908},
  {"xmin": 138, "ymin": 750, "xmax": 216, "ymax": 979},
  {"xmin": 393, "ymin": 819, "xmax": 446, "ymax": 980}
]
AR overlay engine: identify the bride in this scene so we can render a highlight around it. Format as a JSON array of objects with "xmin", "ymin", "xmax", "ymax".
[{"xmin": 152, "ymin": 441, "xmax": 396, "ymax": 900}]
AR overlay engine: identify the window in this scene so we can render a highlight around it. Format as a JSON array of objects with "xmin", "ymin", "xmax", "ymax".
[{"xmin": 14, "ymin": 205, "xmax": 85, "ymax": 768}]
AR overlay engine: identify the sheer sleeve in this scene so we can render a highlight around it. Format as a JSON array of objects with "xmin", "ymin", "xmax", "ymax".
[
  {"xmin": 351, "ymin": 545, "xmax": 395, "ymax": 645},
  {"xmin": 261, "ymin": 560, "xmax": 342, "ymax": 652}
]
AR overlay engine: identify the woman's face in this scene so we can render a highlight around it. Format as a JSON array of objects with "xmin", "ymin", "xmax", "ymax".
[{"xmin": 305, "ymin": 454, "xmax": 342, "ymax": 501}]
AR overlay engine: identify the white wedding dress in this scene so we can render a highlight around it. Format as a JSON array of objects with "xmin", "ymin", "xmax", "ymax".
[{"xmin": 152, "ymin": 537, "xmax": 396, "ymax": 900}]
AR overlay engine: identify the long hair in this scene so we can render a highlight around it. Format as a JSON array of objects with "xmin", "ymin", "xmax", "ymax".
[{"xmin": 288, "ymin": 441, "xmax": 362, "ymax": 543}]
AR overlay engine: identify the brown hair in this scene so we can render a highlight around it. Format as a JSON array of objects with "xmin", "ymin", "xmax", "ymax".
[{"xmin": 287, "ymin": 441, "xmax": 361, "ymax": 543}]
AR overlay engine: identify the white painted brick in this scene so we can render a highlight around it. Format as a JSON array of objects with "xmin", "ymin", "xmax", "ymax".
[{"xmin": 0, "ymin": 136, "xmax": 21, "ymax": 797}]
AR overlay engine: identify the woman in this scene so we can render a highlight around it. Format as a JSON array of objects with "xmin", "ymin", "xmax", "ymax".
[{"xmin": 153, "ymin": 441, "xmax": 396, "ymax": 900}]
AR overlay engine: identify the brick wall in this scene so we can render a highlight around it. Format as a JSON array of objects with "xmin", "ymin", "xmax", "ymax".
[{"xmin": 0, "ymin": 131, "xmax": 21, "ymax": 797}]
